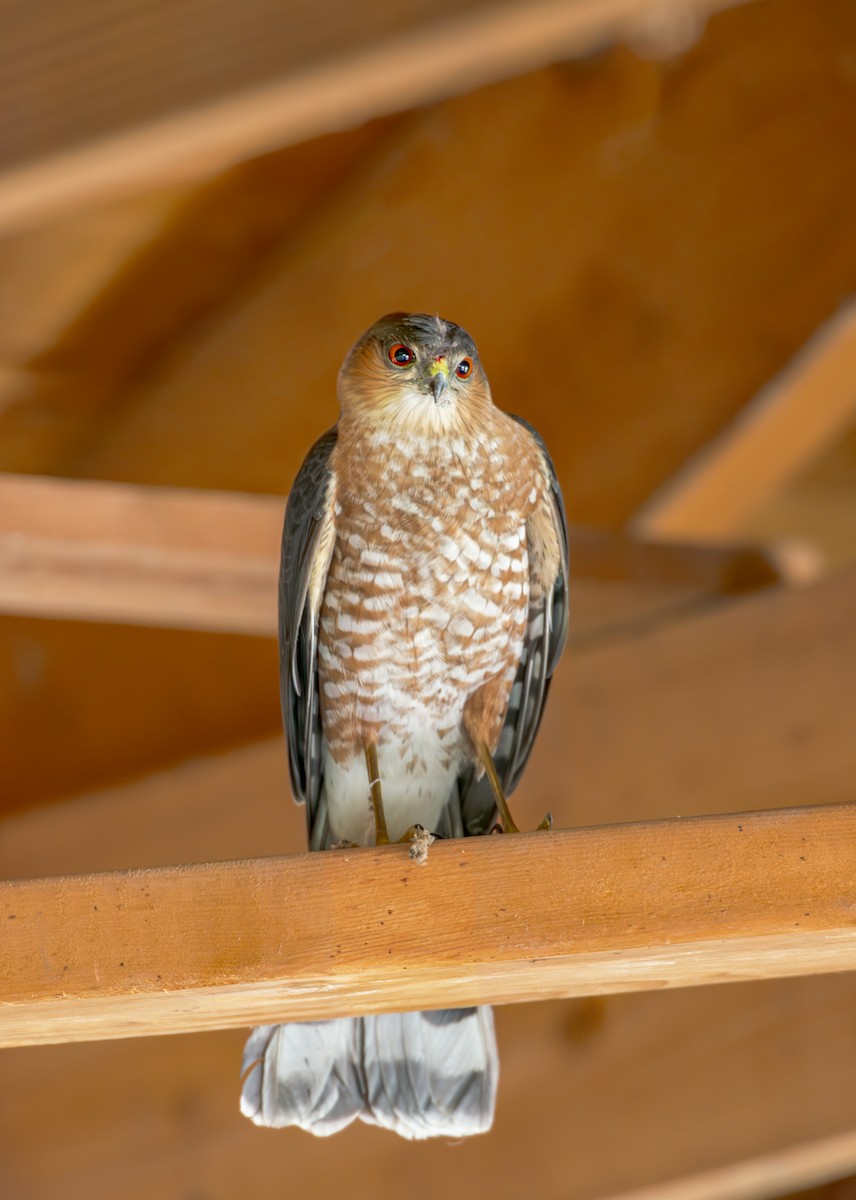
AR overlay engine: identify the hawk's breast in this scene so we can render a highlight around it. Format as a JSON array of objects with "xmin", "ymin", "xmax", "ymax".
[{"xmin": 319, "ymin": 424, "xmax": 541, "ymax": 792}]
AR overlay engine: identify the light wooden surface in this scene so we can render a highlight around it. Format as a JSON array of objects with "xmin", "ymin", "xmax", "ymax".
[
  {"xmin": 0, "ymin": 0, "xmax": 742, "ymax": 233},
  {"xmin": 3, "ymin": 776, "xmax": 856, "ymax": 1200},
  {"xmin": 634, "ymin": 302, "xmax": 856, "ymax": 540},
  {"xmin": 2, "ymin": 803, "xmax": 854, "ymax": 1047},
  {"xmin": 0, "ymin": 471, "xmax": 810, "ymax": 635},
  {"xmin": 612, "ymin": 1133, "xmax": 856, "ymax": 1200}
]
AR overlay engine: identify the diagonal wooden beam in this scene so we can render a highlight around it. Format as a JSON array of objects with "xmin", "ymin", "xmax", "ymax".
[
  {"xmin": 1, "ymin": 802, "xmax": 854, "ymax": 1047},
  {"xmin": 632, "ymin": 302, "xmax": 856, "ymax": 540},
  {"xmin": 0, "ymin": 0, "xmax": 747, "ymax": 235},
  {"xmin": 611, "ymin": 1135, "xmax": 856, "ymax": 1200},
  {"xmin": 0, "ymin": 472, "xmax": 809, "ymax": 636}
]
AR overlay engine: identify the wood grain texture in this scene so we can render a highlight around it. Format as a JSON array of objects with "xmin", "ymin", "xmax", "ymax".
[
  {"xmin": 1, "ymin": 803, "xmax": 854, "ymax": 1046},
  {"xmin": 633, "ymin": 302, "xmax": 856, "ymax": 539},
  {"xmin": 0, "ymin": 0, "xmax": 743, "ymax": 232},
  {"xmin": 2, "ymin": 784, "xmax": 855, "ymax": 1200},
  {"xmin": 0, "ymin": 471, "xmax": 801, "ymax": 635}
]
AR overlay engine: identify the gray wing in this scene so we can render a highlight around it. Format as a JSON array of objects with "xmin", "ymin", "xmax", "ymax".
[
  {"xmin": 460, "ymin": 415, "xmax": 569, "ymax": 835},
  {"xmin": 279, "ymin": 426, "xmax": 337, "ymax": 836}
]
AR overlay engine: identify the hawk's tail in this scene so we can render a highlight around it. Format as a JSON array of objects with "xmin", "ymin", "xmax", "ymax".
[{"xmin": 240, "ymin": 1006, "xmax": 498, "ymax": 1139}]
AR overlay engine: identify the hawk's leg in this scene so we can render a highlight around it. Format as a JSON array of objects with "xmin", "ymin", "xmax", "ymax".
[
  {"xmin": 478, "ymin": 743, "xmax": 552, "ymax": 834},
  {"xmin": 363, "ymin": 747, "xmax": 441, "ymax": 849},
  {"xmin": 364, "ymin": 742, "xmax": 390, "ymax": 846}
]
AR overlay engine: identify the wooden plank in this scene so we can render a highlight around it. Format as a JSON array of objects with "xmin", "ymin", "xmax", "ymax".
[
  {"xmin": 611, "ymin": 1135, "xmax": 856, "ymax": 1200},
  {"xmin": 0, "ymin": 474, "xmax": 281, "ymax": 636},
  {"xmin": 633, "ymin": 302, "xmax": 856, "ymax": 540},
  {"xmin": 1, "ymin": 803, "xmax": 854, "ymax": 1047},
  {"xmin": 1, "ymin": 574, "xmax": 856, "ymax": 1198},
  {"xmin": 0, "ymin": 0, "xmax": 744, "ymax": 234},
  {"xmin": 0, "ymin": 473, "xmax": 803, "ymax": 636},
  {"xmin": 2, "ymin": 979, "xmax": 856, "ymax": 1200}
]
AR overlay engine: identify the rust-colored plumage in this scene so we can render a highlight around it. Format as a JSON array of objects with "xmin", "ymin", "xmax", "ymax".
[{"xmin": 242, "ymin": 312, "xmax": 568, "ymax": 1139}]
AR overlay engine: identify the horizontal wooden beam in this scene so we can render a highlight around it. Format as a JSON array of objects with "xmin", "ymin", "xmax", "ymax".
[
  {"xmin": 2, "ymin": 802, "xmax": 853, "ymax": 1048},
  {"xmin": 0, "ymin": 472, "xmax": 806, "ymax": 636},
  {"xmin": 633, "ymin": 301, "xmax": 856, "ymax": 540},
  {"xmin": 0, "ymin": 473, "xmax": 280, "ymax": 635},
  {"xmin": 0, "ymin": 0, "xmax": 743, "ymax": 235}
]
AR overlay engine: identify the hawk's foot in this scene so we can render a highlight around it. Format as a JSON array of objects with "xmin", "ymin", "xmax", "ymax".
[
  {"xmin": 480, "ymin": 743, "xmax": 552, "ymax": 834},
  {"xmin": 489, "ymin": 813, "xmax": 552, "ymax": 834}
]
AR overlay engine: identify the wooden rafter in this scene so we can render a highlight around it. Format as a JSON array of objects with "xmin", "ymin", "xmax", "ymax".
[
  {"xmin": 612, "ymin": 1135, "xmax": 856, "ymax": 1200},
  {"xmin": 0, "ymin": 472, "xmax": 808, "ymax": 637},
  {"xmin": 632, "ymin": 302, "xmax": 856, "ymax": 540},
  {"xmin": 2, "ymin": 802, "xmax": 854, "ymax": 1047},
  {"xmin": 3, "ymin": 747, "xmax": 856, "ymax": 1200},
  {"xmin": 0, "ymin": 0, "xmax": 746, "ymax": 234}
]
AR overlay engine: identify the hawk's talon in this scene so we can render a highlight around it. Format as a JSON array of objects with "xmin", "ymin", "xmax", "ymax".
[
  {"xmin": 397, "ymin": 823, "xmax": 444, "ymax": 843},
  {"xmin": 480, "ymin": 743, "xmax": 553, "ymax": 835}
]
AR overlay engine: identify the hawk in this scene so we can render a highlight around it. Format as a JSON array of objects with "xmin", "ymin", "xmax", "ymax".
[{"xmin": 241, "ymin": 313, "xmax": 568, "ymax": 1139}]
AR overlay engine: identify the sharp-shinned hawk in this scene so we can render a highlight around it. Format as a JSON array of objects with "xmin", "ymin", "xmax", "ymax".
[{"xmin": 241, "ymin": 312, "xmax": 568, "ymax": 1139}]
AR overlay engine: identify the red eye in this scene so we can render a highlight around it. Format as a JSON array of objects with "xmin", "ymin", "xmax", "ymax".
[
  {"xmin": 456, "ymin": 357, "xmax": 473, "ymax": 379},
  {"xmin": 388, "ymin": 343, "xmax": 414, "ymax": 366}
]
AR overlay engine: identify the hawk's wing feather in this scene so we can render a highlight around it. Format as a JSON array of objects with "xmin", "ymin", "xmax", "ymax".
[
  {"xmin": 279, "ymin": 426, "xmax": 338, "ymax": 829},
  {"xmin": 460, "ymin": 415, "xmax": 569, "ymax": 834}
]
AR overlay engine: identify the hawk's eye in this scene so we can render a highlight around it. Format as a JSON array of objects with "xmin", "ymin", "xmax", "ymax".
[
  {"xmin": 388, "ymin": 343, "xmax": 414, "ymax": 366},
  {"xmin": 456, "ymin": 357, "xmax": 473, "ymax": 379}
]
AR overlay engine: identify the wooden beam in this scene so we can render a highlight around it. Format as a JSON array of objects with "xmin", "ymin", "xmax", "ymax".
[
  {"xmin": 632, "ymin": 302, "xmax": 856, "ymax": 540},
  {"xmin": 0, "ymin": 473, "xmax": 804, "ymax": 636},
  {"xmin": 2, "ymin": 571, "xmax": 856, "ymax": 1198},
  {"xmin": 0, "ymin": 0, "xmax": 744, "ymax": 235},
  {"xmin": 2, "ymin": 813, "xmax": 856, "ymax": 1200},
  {"xmin": 63, "ymin": 4, "xmax": 856, "ymax": 534},
  {"xmin": 0, "ymin": 473, "xmax": 281, "ymax": 636},
  {"xmin": 612, "ymin": 1134, "xmax": 856, "ymax": 1200},
  {"xmin": 2, "ymin": 803, "xmax": 854, "ymax": 1047}
]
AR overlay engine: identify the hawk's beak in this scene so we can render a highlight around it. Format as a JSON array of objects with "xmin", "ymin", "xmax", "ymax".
[{"xmin": 429, "ymin": 356, "xmax": 449, "ymax": 402}]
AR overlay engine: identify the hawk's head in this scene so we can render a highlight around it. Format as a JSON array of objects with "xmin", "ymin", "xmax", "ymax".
[{"xmin": 337, "ymin": 312, "xmax": 492, "ymax": 433}]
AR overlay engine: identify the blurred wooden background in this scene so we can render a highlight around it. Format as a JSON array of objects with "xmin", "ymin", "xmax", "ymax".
[{"xmin": 1, "ymin": 0, "xmax": 855, "ymax": 1196}]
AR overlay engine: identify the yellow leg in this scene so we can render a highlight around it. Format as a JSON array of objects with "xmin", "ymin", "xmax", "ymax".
[
  {"xmin": 479, "ymin": 743, "xmax": 552, "ymax": 833},
  {"xmin": 365, "ymin": 743, "xmax": 390, "ymax": 845}
]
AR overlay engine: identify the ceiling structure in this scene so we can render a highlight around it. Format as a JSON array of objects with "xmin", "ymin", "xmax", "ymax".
[{"xmin": 1, "ymin": 0, "xmax": 855, "ymax": 1197}]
